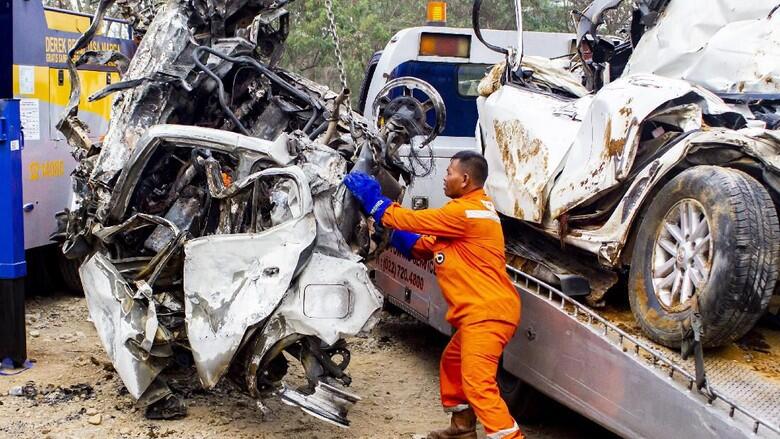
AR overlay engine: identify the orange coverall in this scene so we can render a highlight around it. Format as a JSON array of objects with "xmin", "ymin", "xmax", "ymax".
[{"xmin": 380, "ymin": 188, "xmax": 522, "ymax": 439}]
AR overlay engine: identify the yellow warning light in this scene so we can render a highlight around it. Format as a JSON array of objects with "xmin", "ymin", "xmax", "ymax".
[{"xmin": 427, "ymin": 1, "xmax": 447, "ymax": 25}]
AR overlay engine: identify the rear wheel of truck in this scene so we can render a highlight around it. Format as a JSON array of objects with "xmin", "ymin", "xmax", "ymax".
[
  {"xmin": 497, "ymin": 360, "xmax": 549, "ymax": 424},
  {"xmin": 628, "ymin": 166, "xmax": 779, "ymax": 348},
  {"xmin": 57, "ymin": 251, "xmax": 83, "ymax": 293}
]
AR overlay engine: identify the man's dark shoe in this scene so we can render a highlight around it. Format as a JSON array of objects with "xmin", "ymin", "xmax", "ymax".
[{"xmin": 427, "ymin": 407, "xmax": 477, "ymax": 439}]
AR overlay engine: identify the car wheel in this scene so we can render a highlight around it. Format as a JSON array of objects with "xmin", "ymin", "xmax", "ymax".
[{"xmin": 628, "ymin": 166, "xmax": 779, "ymax": 348}]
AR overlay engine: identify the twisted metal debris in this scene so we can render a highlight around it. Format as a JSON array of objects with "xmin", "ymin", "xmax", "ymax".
[{"xmin": 54, "ymin": 0, "xmax": 444, "ymax": 426}]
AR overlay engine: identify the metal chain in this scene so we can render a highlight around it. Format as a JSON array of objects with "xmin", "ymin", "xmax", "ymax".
[
  {"xmin": 324, "ymin": 0, "xmax": 350, "ymax": 94},
  {"xmin": 324, "ymin": 0, "xmax": 362, "ymax": 148}
]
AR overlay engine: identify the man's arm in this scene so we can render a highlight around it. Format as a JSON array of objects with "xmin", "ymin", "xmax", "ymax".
[
  {"xmin": 411, "ymin": 234, "xmax": 437, "ymax": 260},
  {"xmin": 381, "ymin": 202, "xmax": 468, "ymax": 238},
  {"xmin": 388, "ymin": 230, "xmax": 436, "ymax": 260},
  {"xmin": 342, "ymin": 172, "xmax": 468, "ymax": 238}
]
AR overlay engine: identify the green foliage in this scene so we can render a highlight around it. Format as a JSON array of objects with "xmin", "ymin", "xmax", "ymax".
[
  {"xmin": 281, "ymin": 0, "xmax": 529, "ymax": 94},
  {"xmin": 45, "ymin": 0, "xmax": 632, "ymax": 99},
  {"xmin": 282, "ymin": 0, "xmax": 417, "ymax": 96},
  {"xmin": 281, "ymin": 0, "xmax": 618, "ymax": 95}
]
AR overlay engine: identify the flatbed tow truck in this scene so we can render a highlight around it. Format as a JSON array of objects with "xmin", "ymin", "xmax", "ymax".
[
  {"xmin": 376, "ymin": 233, "xmax": 780, "ymax": 438},
  {"xmin": 502, "ymin": 262, "xmax": 780, "ymax": 438},
  {"xmin": 359, "ymin": 2, "xmax": 780, "ymax": 438}
]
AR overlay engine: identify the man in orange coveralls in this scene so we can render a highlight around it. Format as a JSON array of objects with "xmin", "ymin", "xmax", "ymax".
[{"xmin": 344, "ymin": 150, "xmax": 522, "ymax": 439}]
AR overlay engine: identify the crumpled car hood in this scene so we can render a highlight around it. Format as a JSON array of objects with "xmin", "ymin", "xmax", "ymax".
[
  {"xmin": 483, "ymin": 0, "xmax": 780, "ymax": 225},
  {"xmin": 547, "ymin": 74, "xmax": 743, "ymax": 219}
]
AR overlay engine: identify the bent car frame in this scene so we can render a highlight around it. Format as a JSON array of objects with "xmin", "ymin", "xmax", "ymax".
[{"xmin": 54, "ymin": 0, "xmax": 445, "ymax": 426}]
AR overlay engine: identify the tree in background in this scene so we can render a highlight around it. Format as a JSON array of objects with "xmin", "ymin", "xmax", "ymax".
[
  {"xmin": 43, "ymin": 0, "xmax": 632, "ymax": 101},
  {"xmin": 281, "ymin": 0, "xmax": 554, "ymax": 96},
  {"xmin": 282, "ymin": 0, "xmax": 631, "ymax": 97}
]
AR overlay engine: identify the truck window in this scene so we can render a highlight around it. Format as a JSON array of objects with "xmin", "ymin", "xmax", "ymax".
[
  {"xmin": 457, "ymin": 64, "xmax": 491, "ymax": 97},
  {"xmin": 389, "ymin": 61, "xmax": 493, "ymax": 138},
  {"xmin": 357, "ymin": 50, "xmax": 383, "ymax": 115}
]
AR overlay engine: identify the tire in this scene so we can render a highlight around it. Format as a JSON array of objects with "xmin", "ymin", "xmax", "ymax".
[
  {"xmin": 57, "ymin": 251, "xmax": 83, "ymax": 293},
  {"xmin": 497, "ymin": 360, "xmax": 549, "ymax": 424},
  {"xmin": 628, "ymin": 166, "xmax": 779, "ymax": 348}
]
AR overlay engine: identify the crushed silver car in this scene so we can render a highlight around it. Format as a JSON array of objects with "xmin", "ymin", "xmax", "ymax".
[
  {"xmin": 53, "ymin": 0, "xmax": 444, "ymax": 426},
  {"xmin": 475, "ymin": 0, "xmax": 780, "ymax": 350}
]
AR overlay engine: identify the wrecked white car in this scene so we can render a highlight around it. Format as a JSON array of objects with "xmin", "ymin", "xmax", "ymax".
[
  {"xmin": 53, "ymin": 0, "xmax": 444, "ymax": 426},
  {"xmin": 475, "ymin": 0, "xmax": 780, "ymax": 349}
]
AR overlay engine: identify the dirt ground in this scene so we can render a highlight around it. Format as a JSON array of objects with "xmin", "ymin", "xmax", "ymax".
[{"xmin": 0, "ymin": 295, "xmax": 616, "ymax": 439}]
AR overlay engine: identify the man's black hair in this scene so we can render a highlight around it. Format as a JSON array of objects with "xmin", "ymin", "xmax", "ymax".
[{"xmin": 452, "ymin": 150, "xmax": 489, "ymax": 187}]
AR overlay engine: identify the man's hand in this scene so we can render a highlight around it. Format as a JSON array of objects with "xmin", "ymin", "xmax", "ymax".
[
  {"xmin": 343, "ymin": 172, "xmax": 391, "ymax": 223},
  {"xmin": 390, "ymin": 230, "xmax": 421, "ymax": 259}
]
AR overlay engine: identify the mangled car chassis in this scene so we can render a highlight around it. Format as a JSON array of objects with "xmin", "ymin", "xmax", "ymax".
[{"xmin": 54, "ymin": 0, "xmax": 444, "ymax": 425}]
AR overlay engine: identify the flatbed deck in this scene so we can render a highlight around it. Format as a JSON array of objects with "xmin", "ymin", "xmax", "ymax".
[
  {"xmin": 501, "ymin": 266, "xmax": 780, "ymax": 438},
  {"xmin": 373, "ymin": 252, "xmax": 780, "ymax": 439}
]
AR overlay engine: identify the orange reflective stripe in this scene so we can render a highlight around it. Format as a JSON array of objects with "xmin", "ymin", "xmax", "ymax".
[{"xmin": 464, "ymin": 209, "xmax": 500, "ymax": 222}]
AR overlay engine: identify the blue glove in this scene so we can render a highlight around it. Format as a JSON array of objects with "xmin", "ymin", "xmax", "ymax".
[
  {"xmin": 390, "ymin": 230, "xmax": 421, "ymax": 259},
  {"xmin": 343, "ymin": 172, "xmax": 391, "ymax": 223}
]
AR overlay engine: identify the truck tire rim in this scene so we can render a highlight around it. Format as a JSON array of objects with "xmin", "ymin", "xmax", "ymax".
[{"xmin": 651, "ymin": 199, "xmax": 713, "ymax": 311}]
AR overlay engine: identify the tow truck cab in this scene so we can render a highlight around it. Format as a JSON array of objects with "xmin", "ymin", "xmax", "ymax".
[
  {"xmin": 2, "ymin": 1, "xmax": 135, "ymax": 250},
  {"xmin": 1, "ymin": 0, "xmax": 135, "ymax": 289}
]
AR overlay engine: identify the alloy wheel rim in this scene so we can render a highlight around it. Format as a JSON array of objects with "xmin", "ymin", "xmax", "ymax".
[{"xmin": 651, "ymin": 199, "xmax": 713, "ymax": 311}]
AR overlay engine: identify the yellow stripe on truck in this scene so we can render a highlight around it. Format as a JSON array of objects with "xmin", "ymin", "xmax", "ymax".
[
  {"xmin": 44, "ymin": 10, "xmax": 91, "ymax": 34},
  {"xmin": 12, "ymin": 64, "xmax": 118, "ymax": 121}
]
